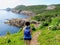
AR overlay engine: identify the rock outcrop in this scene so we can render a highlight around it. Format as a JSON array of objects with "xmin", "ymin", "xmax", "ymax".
[
  {"xmin": 46, "ymin": 5, "xmax": 56, "ymax": 10},
  {"xmin": 12, "ymin": 9, "xmax": 35, "ymax": 16},
  {"xmin": 20, "ymin": 10, "xmax": 35, "ymax": 16},
  {"xmin": 4, "ymin": 18, "xmax": 39, "ymax": 28}
]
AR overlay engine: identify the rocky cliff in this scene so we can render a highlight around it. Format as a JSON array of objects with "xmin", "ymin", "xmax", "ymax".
[
  {"xmin": 12, "ymin": 9, "xmax": 35, "ymax": 16},
  {"xmin": 4, "ymin": 18, "xmax": 39, "ymax": 28}
]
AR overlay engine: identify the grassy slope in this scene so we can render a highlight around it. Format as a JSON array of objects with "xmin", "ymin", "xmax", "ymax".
[
  {"xmin": 0, "ymin": 31, "xmax": 24, "ymax": 45},
  {"xmin": 0, "ymin": 28, "xmax": 38, "ymax": 45},
  {"xmin": 38, "ymin": 30, "xmax": 60, "ymax": 45},
  {"xmin": 38, "ymin": 17, "xmax": 60, "ymax": 45},
  {"xmin": 14, "ymin": 4, "xmax": 60, "ymax": 14},
  {"xmin": 14, "ymin": 5, "xmax": 47, "ymax": 14}
]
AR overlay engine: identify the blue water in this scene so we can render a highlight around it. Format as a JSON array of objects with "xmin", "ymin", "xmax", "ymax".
[{"xmin": 0, "ymin": 10, "xmax": 28, "ymax": 36}]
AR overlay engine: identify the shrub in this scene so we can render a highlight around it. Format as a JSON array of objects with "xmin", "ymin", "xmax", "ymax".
[
  {"xmin": 7, "ymin": 39, "xmax": 11, "ymax": 43},
  {"xmin": 39, "ymin": 21, "xmax": 49, "ymax": 29},
  {"xmin": 39, "ymin": 24, "xmax": 44, "ymax": 29},
  {"xmin": 30, "ymin": 24, "xmax": 36, "ymax": 31},
  {"xmin": 48, "ymin": 25, "xmax": 60, "ymax": 30},
  {"xmin": 49, "ymin": 17, "xmax": 60, "ymax": 30},
  {"xmin": 43, "ymin": 22, "xmax": 49, "ymax": 26},
  {"xmin": 51, "ymin": 25, "xmax": 57, "ymax": 30}
]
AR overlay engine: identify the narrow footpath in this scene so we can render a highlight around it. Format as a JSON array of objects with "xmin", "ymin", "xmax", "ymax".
[{"xmin": 30, "ymin": 30, "xmax": 41, "ymax": 45}]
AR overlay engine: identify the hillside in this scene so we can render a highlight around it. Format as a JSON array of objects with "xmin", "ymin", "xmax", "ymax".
[
  {"xmin": 12, "ymin": 5, "xmax": 47, "ymax": 14},
  {"xmin": 0, "ymin": 4, "xmax": 60, "ymax": 45},
  {"xmin": 12, "ymin": 4, "xmax": 60, "ymax": 14}
]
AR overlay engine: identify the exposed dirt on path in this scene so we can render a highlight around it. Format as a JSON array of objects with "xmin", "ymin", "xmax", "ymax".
[{"xmin": 30, "ymin": 30, "xmax": 41, "ymax": 45}]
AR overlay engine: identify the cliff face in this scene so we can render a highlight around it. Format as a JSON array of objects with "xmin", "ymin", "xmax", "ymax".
[
  {"xmin": 5, "ymin": 18, "xmax": 27, "ymax": 27},
  {"xmin": 12, "ymin": 9, "xmax": 35, "ymax": 16},
  {"xmin": 20, "ymin": 10, "xmax": 35, "ymax": 16}
]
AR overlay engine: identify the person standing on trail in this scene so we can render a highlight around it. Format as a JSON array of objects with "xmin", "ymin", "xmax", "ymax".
[{"xmin": 23, "ymin": 21, "xmax": 32, "ymax": 45}]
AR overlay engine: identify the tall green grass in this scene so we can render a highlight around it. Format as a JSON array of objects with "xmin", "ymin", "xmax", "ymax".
[
  {"xmin": 38, "ymin": 30, "xmax": 60, "ymax": 45},
  {"xmin": 0, "ymin": 24, "xmax": 37, "ymax": 45},
  {"xmin": 0, "ymin": 31, "xmax": 24, "ymax": 45}
]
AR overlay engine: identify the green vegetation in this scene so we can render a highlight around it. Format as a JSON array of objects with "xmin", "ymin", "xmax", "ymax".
[
  {"xmin": 38, "ymin": 30, "xmax": 60, "ymax": 45},
  {"xmin": 30, "ymin": 4, "xmax": 60, "ymax": 45},
  {"xmin": 0, "ymin": 24, "xmax": 36, "ymax": 45},
  {"xmin": 49, "ymin": 17, "xmax": 60, "ymax": 30},
  {"xmin": 14, "ymin": 5, "xmax": 47, "ymax": 14},
  {"xmin": 14, "ymin": 4, "xmax": 60, "ymax": 14},
  {"xmin": 0, "ymin": 4, "xmax": 60, "ymax": 45},
  {"xmin": 0, "ymin": 31, "xmax": 24, "ymax": 45}
]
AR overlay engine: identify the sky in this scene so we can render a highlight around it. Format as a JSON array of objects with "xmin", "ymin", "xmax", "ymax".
[{"xmin": 0, "ymin": 0, "xmax": 60, "ymax": 9}]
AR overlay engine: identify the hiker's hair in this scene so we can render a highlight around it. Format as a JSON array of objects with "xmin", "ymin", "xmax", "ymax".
[{"xmin": 25, "ymin": 21, "xmax": 30, "ymax": 26}]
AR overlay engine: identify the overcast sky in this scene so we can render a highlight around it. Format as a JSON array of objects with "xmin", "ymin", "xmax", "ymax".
[{"xmin": 0, "ymin": 0, "xmax": 60, "ymax": 9}]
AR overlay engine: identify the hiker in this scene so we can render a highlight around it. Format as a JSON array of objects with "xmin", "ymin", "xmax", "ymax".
[{"xmin": 23, "ymin": 21, "xmax": 32, "ymax": 45}]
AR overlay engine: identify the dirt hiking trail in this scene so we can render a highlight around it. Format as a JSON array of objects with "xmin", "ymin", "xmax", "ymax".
[{"xmin": 30, "ymin": 30, "xmax": 41, "ymax": 45}]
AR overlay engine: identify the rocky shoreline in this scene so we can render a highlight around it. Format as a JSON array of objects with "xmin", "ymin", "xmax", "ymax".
[
  {"xmin": 4, "ymin": 18, "xmax": 39, "ymax": 28},
  {"xmin": 12, "ymin": 9, "xmax": 36, "ymax": 16},
  {"xmin": 4, "ymin": 9, "xmax": 38, "ymax": 28}
]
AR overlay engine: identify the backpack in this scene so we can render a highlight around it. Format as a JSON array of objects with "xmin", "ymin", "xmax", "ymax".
[{"xmin": 24, "ymin": 26, "xmax": 30, "ymax": 36}]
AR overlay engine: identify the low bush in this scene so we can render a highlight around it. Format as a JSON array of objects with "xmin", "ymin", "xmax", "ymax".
[{"xmin": 30, "ymin": 24, "xmax": 36, "ymax": 31}]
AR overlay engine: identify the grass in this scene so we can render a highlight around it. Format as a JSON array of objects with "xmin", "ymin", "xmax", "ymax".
[
  {"xmin": 0, "ymin": 31, "xmax": 24, "ymax": 45},
  {"xmin": 38, "ymin": 30, "xmax": 60, "ymax": 45},
  {"xmin": 0, "ymin": 24, "xmax": 60, "ymax": 45},
  {"xmin": 0, "ymin": 26, "xmax": 37, "ymax": 45},
  {"xmin": 0, "ymin": 26, "xmax": 60, "ymax": 45}
]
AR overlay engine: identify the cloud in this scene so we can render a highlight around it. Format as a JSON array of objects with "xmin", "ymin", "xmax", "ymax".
[
  {"xmin": 0, "ymin": 0, "xmax": 60, "ymax": 9},
  {"xmin": 0, "ymin": 0, "xmax": 21, "ymax": 9}
]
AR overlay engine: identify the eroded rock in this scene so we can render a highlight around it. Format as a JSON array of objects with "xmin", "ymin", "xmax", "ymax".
[{"xmin": 4, "ymin": 18, "xmax": 39, "ymax": 28}]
